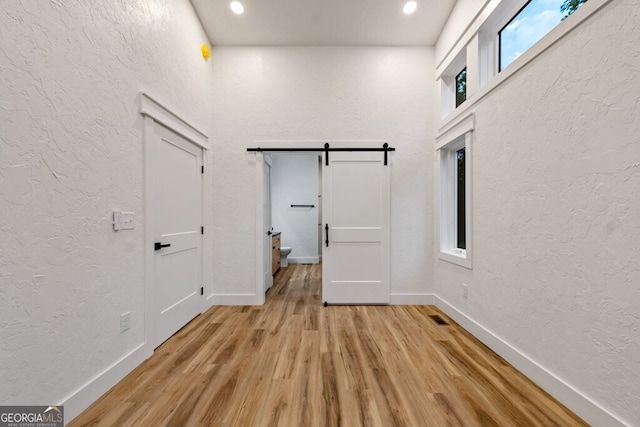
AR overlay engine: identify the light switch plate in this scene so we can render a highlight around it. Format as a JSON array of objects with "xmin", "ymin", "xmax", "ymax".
[
  {"xmin": 120, "ymin": 312, "xmax": 130, "ymax": 333},
  {"xmin": 121, "ymin": 212, "xmax": 134, "ymax": 230},
  {"xmin": 113, "ymin": 211, "xmax": 123, "ymax": 231},
  {"xmin": 113, "ymin": 211, "xmax": 134, "ymax": 231}
]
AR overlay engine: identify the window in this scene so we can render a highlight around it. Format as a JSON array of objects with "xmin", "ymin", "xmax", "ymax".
[
  {"xmin": 455, "ymin": 68, "xmax": 467, "ymax": 108},
  {"xmin": 437, "ymin": 114, "xmax": 473, "ymax": 268},
  {"xmin": 441, "ymin": 138, "xmax": 467, "ymax": 258},
  {"xmin": 440, "ymin": 49, "xmax": 467, "ymax": 117},
  {"xmin": 456, "ymin": 148, "xmax": 466, "ymax": 249},
  {"xmin": 499, "ymin": 0, "xmax": 589, "ymax": 70}
]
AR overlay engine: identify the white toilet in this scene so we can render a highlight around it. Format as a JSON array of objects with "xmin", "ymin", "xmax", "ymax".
[{"xmin": 280, "ymin": 247, "xmax": 292, "ymax": 267}]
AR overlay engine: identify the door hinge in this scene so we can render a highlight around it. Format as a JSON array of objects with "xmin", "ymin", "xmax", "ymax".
[
  {"xmin": 201, "ymin": 165, "xmax": 204, "ymax": 174},
  {"xmin": 201, "ymin": 287, "xmax": 204, "ymax": 296},
  {"xmin": 201, "ymin": 226, "xmax": 204, "ymax": 235}
]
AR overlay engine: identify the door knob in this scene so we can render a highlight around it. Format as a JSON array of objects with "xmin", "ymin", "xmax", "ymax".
[
  {"xmin": 154, "ymin": 242, "xmax": 171, "ymax": 251},
  {"xmin": 267, "ymin": 230, "xmax": 272, "ymax": 236}
]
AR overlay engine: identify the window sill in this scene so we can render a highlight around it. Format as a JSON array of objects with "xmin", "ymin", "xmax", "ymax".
[{"xmin": 439, "ymin": 250, "xmax": 472, "ymax": 269}]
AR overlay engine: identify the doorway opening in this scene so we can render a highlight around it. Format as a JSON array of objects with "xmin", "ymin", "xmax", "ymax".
[{"xmin": 265, "ymin": 153, "xmax": 322, "ymax": 303}]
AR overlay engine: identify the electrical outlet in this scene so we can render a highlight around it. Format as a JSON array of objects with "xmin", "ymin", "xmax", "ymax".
[
  {"xmin": 462, "ymin": 283, "xmax": 468, "ymax": 300},
  {"xmin": 120, "ymin": 312, "xmax": 130, "ymax": 333}
]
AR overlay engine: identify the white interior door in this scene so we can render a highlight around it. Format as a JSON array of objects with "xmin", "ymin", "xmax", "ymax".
[
  {"xmin": 322, "ymin": 151, "xmax": 390, "ymax": 304},
  {"xmin": 150, "ymin": 124, "xmax": 202, "ymax": 348},
  {"xmin": 263, "ymin": 157, "xmax": 273, "ymax": 292}
]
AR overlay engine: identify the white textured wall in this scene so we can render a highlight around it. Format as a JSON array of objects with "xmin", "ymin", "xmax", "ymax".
[
  {"xmin": 0, "ymin": 0, "xmax": 214, "ymax": 416},
  {"xmin": 435, "ymin": 0, "xmax": 640, "ymax": 424},
  {"xmin": 211, "ymin": 46, "xmax": 435, "ymax": 298},
  {"xmin": 271, "ymin": 155, "xmax": 320, "ymax": 262},
  {"xmin": 435, "ymin": 0, "xmax": 487, "ymax": 65}
]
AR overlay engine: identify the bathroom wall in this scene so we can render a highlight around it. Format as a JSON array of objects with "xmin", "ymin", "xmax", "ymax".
[
  {"xmin": 271, "ymin": 155, "xmax": 320, "ymax": 263},
  {"xmin": 433, "ymin": 0, "xmax": 639, "ymax": 424},
  {"xmin": 0, "ymin": 0, "xmax": 214, "ymax": 420},
  {"xmin": 211, "ymin": 46, "xmax": 436, "ymax": 303}
]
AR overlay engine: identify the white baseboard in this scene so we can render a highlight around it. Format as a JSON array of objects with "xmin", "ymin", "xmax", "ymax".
[
  {"xmin": 62, "ymin": 293, "xmax": 262, "ymax": 422},
  {"xmin": 434, "ymin": 296, "xmax": 628, "ymax": 427},
  {"xmin": 288, "ymin": 256, "xmax": 320, "ymax": 264},
  {"xmin": 390, "ymin": 293, "xmax": 435, "ymax": 305},
  {"xmin": 207, "ymin": 293, "xmax": 264, "ymax": 305},
  {"xmin": 62, "ymin": 343, "xmax": 152, "ymax": 422}
]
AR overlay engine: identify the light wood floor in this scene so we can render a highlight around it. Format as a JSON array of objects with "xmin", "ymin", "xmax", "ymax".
[{"xmin": 71, "ymin": 264, "xmax": 587, "ymax": 426}]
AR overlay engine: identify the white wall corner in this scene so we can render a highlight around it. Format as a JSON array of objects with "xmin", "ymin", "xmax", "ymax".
[
  {"xmin": 433, "ymin": 296, "xmax": 629, "ymax": 427},
  {"xmin": 62, "ymin": 344, "xmax": 152, "ymax": 422}
]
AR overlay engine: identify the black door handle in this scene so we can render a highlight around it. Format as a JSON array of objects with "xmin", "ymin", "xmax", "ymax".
[
  {"xmin": 154, "ymin": 242, "xmax": 171, "ymax": 251},
  {"xmin": 325, "ymin": 224, "xmax": 329, "ymax": 247},
  {"xmin": 267, "ymin": 230, "xmax": 272, "ymax": 236}
]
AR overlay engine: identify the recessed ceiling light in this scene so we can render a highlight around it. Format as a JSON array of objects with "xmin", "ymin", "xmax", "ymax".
[
  {"xmin": 403, "ymin": 1, "xmax": 417, "ymax": 14},
  {"xmin": 230, "ymin": 1, "xmax": 244, "ymax": 15}
]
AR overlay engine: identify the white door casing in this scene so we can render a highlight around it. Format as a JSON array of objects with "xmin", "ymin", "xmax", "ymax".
[
  {"xmin": 149, "ymin": 123, "xmax": 203, "ymax": 348},
  {"xmin": 263, "ymin": 156, "xmax": 273, "ymax": 292},
  {"xmin": 322, "ymin": 151, "xmax": 391, "ymax": 304}
]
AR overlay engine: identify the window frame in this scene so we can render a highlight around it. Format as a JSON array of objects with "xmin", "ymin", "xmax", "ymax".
[
  {"xmin": 440, "ymin": 48, "xmax": 467, "ymax": 118},
  {"xmin": 498, "ymin": 0, "xmax": 533, "ymax": 72},
  {"xmin": 436, "ymin": 113, "xmax": 474, "ymax": 269},
  {"xmin": 477, "ymin": 0, "xmax": 532, "ymax": 88}
]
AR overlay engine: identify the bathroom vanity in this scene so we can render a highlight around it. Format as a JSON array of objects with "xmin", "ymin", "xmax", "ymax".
[{"xmin": 271, "ymin": 232, "xmax": 281, "ymax": 275}]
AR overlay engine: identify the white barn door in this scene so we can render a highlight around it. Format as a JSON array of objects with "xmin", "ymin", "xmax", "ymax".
[
  {"xmin": 150, "ymin": 123, "xmax": 203, "ymax": 348},
  {"xmin": 322, "ymin": 151, "xmax": 390, "ymax": 304}
]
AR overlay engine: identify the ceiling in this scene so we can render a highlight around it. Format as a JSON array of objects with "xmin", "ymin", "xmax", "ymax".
[{"xmin": 190, "ymin": 0, "xmax": 457, "ymax": 46}]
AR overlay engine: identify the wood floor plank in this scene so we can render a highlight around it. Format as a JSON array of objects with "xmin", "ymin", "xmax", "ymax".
[
  {"xmin": 381, "ymin": 351, "xmax": 449, "ymax": 426},
  {"xmin": 319, "ymin": 305, "xmax": 338, "ymax": 353},
  {"xmin": 231, "ymin": 353, "xmax": 278, "ymax": 427},
  {"xmin": 255, "ymin": 379, "xmax": 291, "ymax": 427},
  {"xmin": 336, "ymin": 329, "xmax": 370, "ymax": 390},
  {"xmin": 70, "ymin": 264, "xmax": 587, "ymax": 427},
  {"xmin": 368, "ymin": 367, "xmax": 414, "ymax": 426},
  {"xmin": 319, "ymin": 352, "xmax": 342, "ymax": 427},
  {"xmin": 289, "ymin": 331, "xmax": 321, "ymax": 427}
]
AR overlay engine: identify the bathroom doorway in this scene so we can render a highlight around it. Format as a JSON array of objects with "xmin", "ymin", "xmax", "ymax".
[{"xmin": 268, "ymin": 154, "xmax": 322, "ymax": 292}]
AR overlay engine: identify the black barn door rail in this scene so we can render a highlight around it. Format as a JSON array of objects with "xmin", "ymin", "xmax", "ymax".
[{"xmin": 247, "ymin": 143, "xmax": 396, "ymax": 165}]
